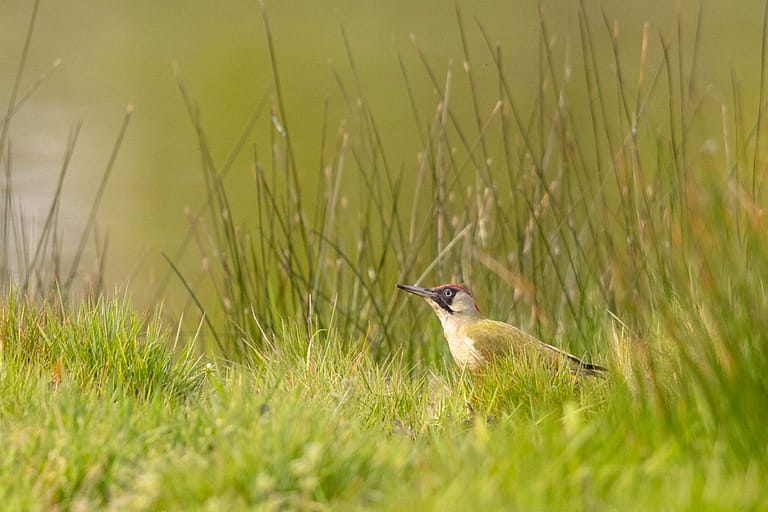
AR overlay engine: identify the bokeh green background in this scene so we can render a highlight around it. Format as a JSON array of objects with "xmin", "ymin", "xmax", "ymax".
[{"xmin": 1, "ymin": 0, "xmax": 763, "ymax": 303}]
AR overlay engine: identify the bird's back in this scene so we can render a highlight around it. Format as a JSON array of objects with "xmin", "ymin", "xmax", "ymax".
[{"xmin": 462, "ymin": 320, "xmax": 606, "ymax": 377}]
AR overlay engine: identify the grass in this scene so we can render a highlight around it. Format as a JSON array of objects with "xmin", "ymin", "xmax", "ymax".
[
  {"xmin": 0, "ymin": 295, "xmax": 765, "ymax": 510},
  {"xmin": 3, "ymin": 0, "xmax": 768, "ymax": 509}
]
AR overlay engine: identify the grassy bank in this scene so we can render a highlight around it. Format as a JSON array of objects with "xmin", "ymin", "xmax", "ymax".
[{"xmin": 0, "ymin": 295, "xmax": 765, "ymax": 510}]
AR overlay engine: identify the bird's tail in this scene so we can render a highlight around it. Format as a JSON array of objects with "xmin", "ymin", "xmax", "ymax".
[{"xmin": 572, "ymin": 361, "xmax": 608, "ymax": 379}]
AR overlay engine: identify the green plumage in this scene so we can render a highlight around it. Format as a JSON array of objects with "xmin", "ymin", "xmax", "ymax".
[{"xmin": 462, "ymin": 320, "xmax": 606, "ymax": 377}]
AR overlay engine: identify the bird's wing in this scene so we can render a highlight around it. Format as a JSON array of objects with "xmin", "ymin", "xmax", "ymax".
[{"xmin": 464, "ymin": 320, "xmax": 606, "ymax": 376}]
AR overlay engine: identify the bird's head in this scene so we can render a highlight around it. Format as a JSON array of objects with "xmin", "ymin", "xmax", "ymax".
[{"xmin": 396, "ymin": 283, "xmax": 482, "ymax": 324}]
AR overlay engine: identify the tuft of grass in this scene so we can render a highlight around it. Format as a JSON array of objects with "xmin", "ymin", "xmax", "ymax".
[
  {"xmin": 462, "ymin": 356, "xmax": 609, "ymax": 423},
  {"xmin": 0, "ymin": 291, "xmax": 204, "ymax": 401}
]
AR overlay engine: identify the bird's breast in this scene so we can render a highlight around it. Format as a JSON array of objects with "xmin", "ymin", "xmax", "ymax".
[{"xmin": 446, "ymin": 334, "xmax": 485, "ymax": 371}]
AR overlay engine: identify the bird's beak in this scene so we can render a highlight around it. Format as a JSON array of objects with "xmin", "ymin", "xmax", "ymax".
[{"xmin": 396, "ymin": 284, "xmax": 434, "ymax": 299}]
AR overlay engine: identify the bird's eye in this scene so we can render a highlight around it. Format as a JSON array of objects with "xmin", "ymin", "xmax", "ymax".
[{"xmin": 443, "ymin": 288, "xmax": 453, "ymax": 298}]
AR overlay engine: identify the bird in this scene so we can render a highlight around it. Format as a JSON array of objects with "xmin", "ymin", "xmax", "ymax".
[{"xmin": 397, "ymin": 283, "xmax": 606, "ymax": 377}]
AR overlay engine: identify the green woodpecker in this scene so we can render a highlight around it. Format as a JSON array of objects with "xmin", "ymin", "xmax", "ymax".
[{"xmin": 397, "ymin": 283, "xmax": 606, "ymax": 377}]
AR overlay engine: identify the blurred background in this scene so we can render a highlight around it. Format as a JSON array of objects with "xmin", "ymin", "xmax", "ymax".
[{"xmin": 0, "ymin": 0, "xmax": 764, "ymax": 307}]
